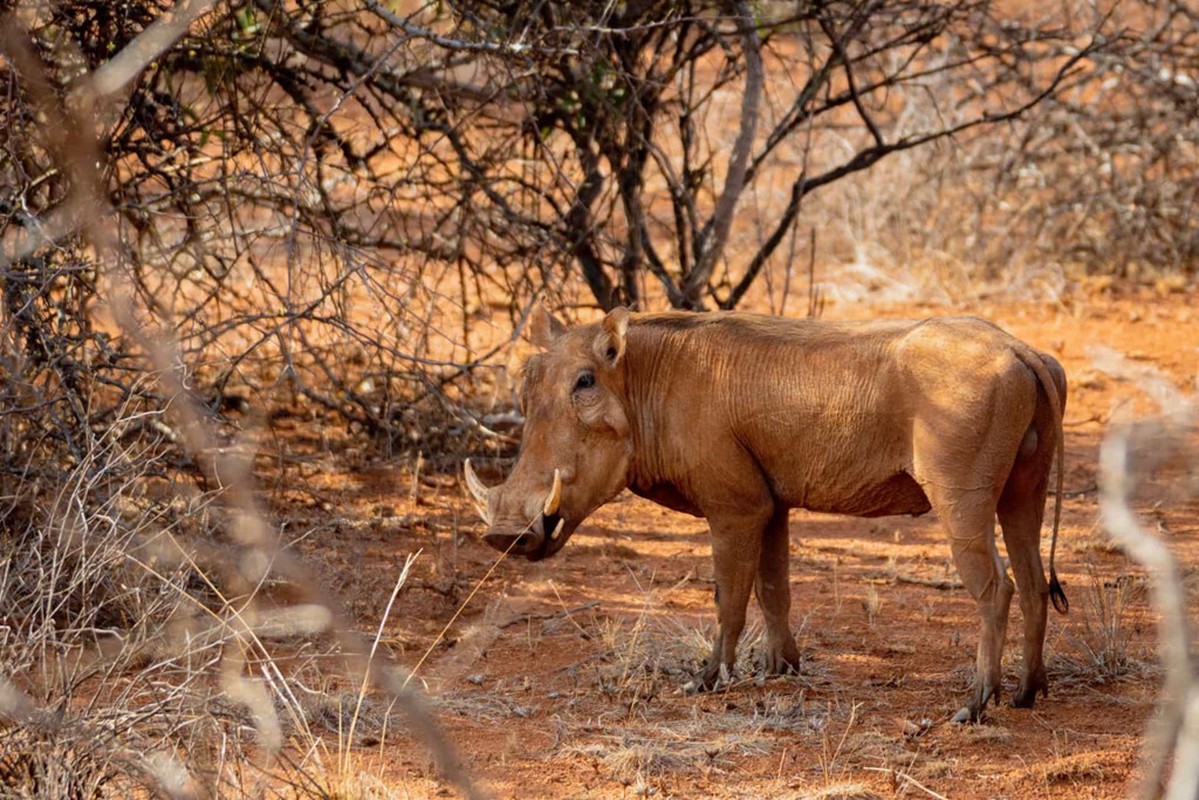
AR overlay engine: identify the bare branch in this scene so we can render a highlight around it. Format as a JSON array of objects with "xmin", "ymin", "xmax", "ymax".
[
  {"xmin": 680, "ymin": 1, "xmax": 763, "ymax": 309},
  {"xmin": 366, "ymin": 0, "xmax": 566, "ymax": 55},
  {"xmin": 84, "ymin": 0, "xmax": 221, "ymax": 99}
]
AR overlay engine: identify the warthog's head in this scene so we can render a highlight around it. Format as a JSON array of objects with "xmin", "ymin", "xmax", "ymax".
[{"xmin": 465, "ymin": 307, "xmax": 633, "ymax": 560}]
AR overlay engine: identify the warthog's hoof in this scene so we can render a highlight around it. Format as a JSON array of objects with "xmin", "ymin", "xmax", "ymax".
[
  {"xmin": 953, "ymin": 677, "xmax": 1003, "ymax": 723},
  {"xmin": 1010, "ymin": 681, "xmax": 1039, "ymax": 709},
  {"xmin": 1010, "ymin": 668, "xmax": 1049, "ymax": 708},
  {"xmin": 762, "ymin": 642, "xmax": 803, "ymax": 677},
  {"xmin": 951, "ymin": 705, "xmax": 981, "ymax": 724},
  {"xmin": 680, "ymin": 662, "xmax": 733, "ymax": 694},
  {"xmin": 1010, "ymin": 683, "xmax": 1048, "ymax": 709}
]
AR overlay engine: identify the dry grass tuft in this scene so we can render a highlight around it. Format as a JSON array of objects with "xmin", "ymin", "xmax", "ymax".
[
  {"xmin": 1053, "ymin": 568, "xmax": 1152, "ymax": 686},
  {"xmin": 559, "ymin": 611, "xmax": 841, "ymax": 788},
  {"xmin": 0, "ymin": 728, "xmax": 115, "ymax": 800},
  {"xmin": 1014, "ymin": 750, "xmax": 1133, "ymax": 785},
  {"xmin": 567, "ymin": 726, "xmax": 773, "ymax": 785},
  {"xmin": 838, "ymin": 728, "xmax": 948, "ymax": 782},
  {"xmin": 301, "ymin": 691, "xmax": 397, "ymax": 747},
  {"xmin": 591, "ymin": 606, "xmax": 831, "ymax": 708}
]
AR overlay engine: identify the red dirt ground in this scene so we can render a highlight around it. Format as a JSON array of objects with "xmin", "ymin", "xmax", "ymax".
[{"xmin": 263, "ymin": 289, "xmax": 1198, "ymax": 799}]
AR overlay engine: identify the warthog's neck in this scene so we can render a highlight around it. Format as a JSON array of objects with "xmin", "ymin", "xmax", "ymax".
[
  {"xmin": 620, "ymin": 324, "xmax": 677, "ymax": 491},
  {"xmin": 619, "ymin": 321, "xmax": 738, "ymax": 515}
]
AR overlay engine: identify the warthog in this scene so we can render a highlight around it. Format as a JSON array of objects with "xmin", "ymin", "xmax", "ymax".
[{"xmin": 465, "ymin": 307, "xmax": 1067, "ymax": 722}]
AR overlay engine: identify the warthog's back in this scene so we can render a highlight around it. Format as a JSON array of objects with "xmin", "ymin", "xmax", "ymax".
[{"xmin": 625, "ymin": 313, "xmax": 1042, "ymax": 517}]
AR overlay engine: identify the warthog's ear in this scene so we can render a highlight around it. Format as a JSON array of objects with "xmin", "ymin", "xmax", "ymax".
[
  {"xmin": 528, "ymin": 304, "xmax": 567, "ymax": 350},
  {"xmin": 594, "ymin": 307, "xmax": 629, "ymax": 367}
]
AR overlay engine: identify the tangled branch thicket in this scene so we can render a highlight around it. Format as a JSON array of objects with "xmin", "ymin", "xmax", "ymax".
[
  {"xmin": 6, "ymin": 1, "xmax": 1197, "ymax": 443},
  {"xmin": 0, "ymin": 0, "xmax": 1196, "ymax": 796}
]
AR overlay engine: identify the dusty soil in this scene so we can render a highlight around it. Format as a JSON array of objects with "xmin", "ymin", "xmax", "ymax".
[{"xmin": 263, "ymin": 290, "xmax": 1198, "ymax": 799}]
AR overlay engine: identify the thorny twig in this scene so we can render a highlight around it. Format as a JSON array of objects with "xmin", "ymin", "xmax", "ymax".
[{"xmin": 1095, "ymin": 346, "xmax": 1198, "ymax": 800}]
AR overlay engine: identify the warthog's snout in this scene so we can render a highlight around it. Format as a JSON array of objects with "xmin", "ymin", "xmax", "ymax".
[
  {"xmin": 466, "ymin": 459, "xmax": 567, "ymax": 561},
  {"xmin": 480, "ymin": 510, "xmax": 565, "ymax": 561}
]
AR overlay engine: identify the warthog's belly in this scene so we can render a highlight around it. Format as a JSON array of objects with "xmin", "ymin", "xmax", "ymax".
[
  {"xmin": 630, "ymin": 481, "xmax": 704, "ymax": 517},
  {"xmin": 797, "ymin": 470, "xmax": 932, "ymax": 518}
]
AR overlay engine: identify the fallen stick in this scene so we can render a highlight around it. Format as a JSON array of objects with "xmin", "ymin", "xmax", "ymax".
[{"xmin": 499, "ymin": 601, "xmax": 601, "ymax": 629}]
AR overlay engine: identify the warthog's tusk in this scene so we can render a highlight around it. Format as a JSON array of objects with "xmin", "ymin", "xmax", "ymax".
[
  {"xmin": 463, "ymin": 458, "xmax": 488, "ymax": 503},
  {"xmin": 543, "ymin": 468, "xmax": 561, "ymax": 517},
  {"xmin": 463, "ymin": 458, "xmax": 492, "ymax": 524},
  {"xmin": 549, "ymin": 516, "xmax": 565, "ymax": 541}
]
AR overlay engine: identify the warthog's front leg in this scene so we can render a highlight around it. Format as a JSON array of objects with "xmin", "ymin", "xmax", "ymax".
[
  {"xmin": 755, "ymin": 508, "xmax": 801, "ymax": 675},
  {"xmin": 685, "ymin": 508, "xmax": 770, "ymax": 692}
]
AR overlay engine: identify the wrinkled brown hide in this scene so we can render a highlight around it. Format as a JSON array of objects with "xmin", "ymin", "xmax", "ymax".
[{"xmin": 466, "ymin": 308, "xmax": 1067, "ymax": 722}]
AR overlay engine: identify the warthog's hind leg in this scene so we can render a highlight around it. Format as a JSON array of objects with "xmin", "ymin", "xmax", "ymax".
[
  {"xmin": 928, "ymin": 486, "xmax": 1013, "ymax": 724},
  {"xmin": 998, "ymin": 442, "xmax": 1054, "ymax": 707},
  {"xmin": 1000, "ymin": 501, "xmax": 1049, "ymax": 708}
]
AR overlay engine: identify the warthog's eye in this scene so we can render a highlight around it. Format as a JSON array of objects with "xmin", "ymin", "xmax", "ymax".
[{"xmin": 573, "ymin": 371, "xmax": 595, "ymax": 392}]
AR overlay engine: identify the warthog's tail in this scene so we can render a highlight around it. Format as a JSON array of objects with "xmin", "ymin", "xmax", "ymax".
[{"xmin": 1014, "ymin": 343, "xmax": 1069, "ymax": 615}]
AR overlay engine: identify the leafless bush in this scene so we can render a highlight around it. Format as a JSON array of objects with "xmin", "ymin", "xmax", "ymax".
[
  {"xmin": 356, "ymin": 0, "xmax": 1108, "ymax": 312},
  {"xmin": 880, "ymin": 1, "xmax": 1199, "ymax": 285},
  {"xmin": 0, "ymin": 224, "xmax": 468, "ymax": 791},
  {"xmin": 1, "ymin": 2, "xmax": 485, "ymax": 797},
  {"xmin": 997, "ymin": 2, "xmax": 1199, "ymax": 279},
  {"xmin": 1, "ymin": 0, "xmax": 536, "ymax": 458},
  {"xmin": 728, "ymin": 3, "xmax": 1199, "ymax": 297},
  {"xmin": 0, "ymin": 208, "xmax": 210, "ymax": 796}
]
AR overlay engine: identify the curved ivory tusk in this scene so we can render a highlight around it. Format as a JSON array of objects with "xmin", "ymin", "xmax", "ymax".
[
  {"xmin": 549, "ymin": 516, "xmax": 565, "ymax": 541},
  {"xmin": 463, "ymin": 458, "xmax": 492, "ymax": 523},
  {"xmin": 464, "ymin": 458, "xmax": 489, "ymax": 504},
  {"xmin": 543, "ymin": 468, "xmax": 561, "ymax": 517}
]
